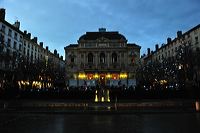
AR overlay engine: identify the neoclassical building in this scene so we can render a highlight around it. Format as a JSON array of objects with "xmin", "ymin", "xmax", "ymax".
[{"xmin": 65, "ymin": 28, "xmax": 141, "ymax": 87}]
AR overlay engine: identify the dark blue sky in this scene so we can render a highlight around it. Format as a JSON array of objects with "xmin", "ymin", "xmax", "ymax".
[{"xmin": 1, "ymin": 0, "xmax": 200, "ymax": 57}]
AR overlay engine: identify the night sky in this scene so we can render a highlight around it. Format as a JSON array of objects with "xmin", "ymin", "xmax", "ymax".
[{"xmin": 1, "ymin": 0, "xmax": 200, "ymax": 58}]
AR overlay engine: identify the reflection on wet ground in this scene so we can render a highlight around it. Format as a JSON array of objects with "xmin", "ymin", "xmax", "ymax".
[{"xmin": 0, "ymin": 113, "xmax": 200, "ymax": 133}]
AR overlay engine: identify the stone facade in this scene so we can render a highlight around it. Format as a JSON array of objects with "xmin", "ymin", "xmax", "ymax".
[
  {"xmin": 141, "ymin": 24, "xmax": 200, "ymax": 65},
  {"xmin": 0, "ymin": 8, "xmax": 65, "ymax": 72},
  {"xmin": 65, "ymin": 28, "xmax": 141, "ymax": 87}
]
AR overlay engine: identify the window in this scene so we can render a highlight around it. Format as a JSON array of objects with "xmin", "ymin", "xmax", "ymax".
[
  {"xmin": 1, "ymin": 25, "xmax": 5, "ymax": 33},
  {"xmin": 7, "ymin": 38, "xmax": 11, "ymax": 47},
  {"xmin": 8, "ymin": 29, "xmax": 12, "ymax": 37},
  {"xmin": 23, "ymin": 48, "xmax": 26, "ymax": 54},
  {"xmin": 85, "ymin": 43, "xmax": 95, "ymax": 47},
  {"xmin": 112, "ymin": 52, "xmax": 117, "ymax": 63},
  {"xmin": 71, "ymin": 57, "xmax": 74, "ymax": 63},
  {"xmin": 14, "ymin": 32, "xmax": 18, "ymax": 40},
  {"xmin": 20, "ymin": 35, "xmax": 23, "ymax": 42},
  {"xmin": 100, "ymin": 52, "xmax": 105, "ymax": 63},
  {"xmin": 195, "ymin": 36, "xmax": 199, "ymax": 44},
  {"xmin": 13, "ymin": 41, "xmax": 17, "ymax": 49},
  {"xmin": 0, "ymin": 34, "xmax": 4, "ymax": 44},
  {"xmin": 19, "ymin": 44, "xmax": 22, "ymax": 51},
  {"xmin": 24, "ymin": 41, "xmax": 26, "ymax": 46},
  {"xmin": 88, "ymin": 53, "xmax": 93, "ymax": 63}
]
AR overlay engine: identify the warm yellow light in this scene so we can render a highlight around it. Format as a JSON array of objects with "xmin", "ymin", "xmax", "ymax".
[
  {"xmin": 95, "ymin": 90, "xmax": 98, "ymax": 102},
  {"xmin": 107, "ymin": 90, "xmax": 110, "ymax": 102},
  {"xmin": 26, "ymin": 81, "xmax": 30, "ymax": 85},
  {"xmin": 78, "ymin": 73, "xmax": 86, "ymax": 79},
  {"xmin": 94, "ymin": 73, "xmax": 99, "ymax": 79},
  {"xmin": 106, "ymin": 73, "xmax": 111, "ymax": 79},
  {"xmin": 101, "ymin": 97, "xmax": 104, "ymax": 102},
  {"xmin": 87, "ymin": 74, "xmax": 93, "ymax": 80},
  {"xmin": 120, "ymin": 73, "xmax": 127, "ymax": 79},
  {"xmin": 160, "ymin": 80, "xmax": 167, "ymax": 85}
]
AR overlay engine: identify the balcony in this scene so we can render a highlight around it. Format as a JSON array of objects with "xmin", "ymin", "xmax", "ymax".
[
  {"xmin": 98, "ymin": 63, "xmax": 108, "ymax": 69},
  {"xmin": 110, "ymin": 62, "xmax": 119, "ymax": 69},
  {"xmin": 85, "ymin": 62, "xmax": 95, "ymax": 69}
]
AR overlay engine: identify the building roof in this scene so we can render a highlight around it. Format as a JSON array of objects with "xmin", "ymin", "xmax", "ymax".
[
  {"xmin": 0, "ymin": 19, "xmax": 24, "ymax": 35},
  {"xmin": 184, "ymin": 24, "xmax": 200, "ymax": 35},
  {"xmin": 127, "ymin": 43, "xmax": 141, "ymax": 48},
  {"xmin": 78, "ymin": 31, "xmax": 127, "ymax": 41},
  {"xmin": 65, "ymin": 44, "xmax": 78, "ymax": 49}
]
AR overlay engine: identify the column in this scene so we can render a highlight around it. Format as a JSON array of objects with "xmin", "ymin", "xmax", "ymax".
[
  {"xmin": 107, "ymin": 52, "xmax": 110, "ymax": 68},
  {"xmin": 84, "ymin": 52, "xmax": 86, "ymax": 67},
  {"xmin": 119, "ymin": 51, "xmax": 122, "ymax": 67},
  {"xmin": 95, "ymin": 52, "xmax": 98, "ymax": 68}
]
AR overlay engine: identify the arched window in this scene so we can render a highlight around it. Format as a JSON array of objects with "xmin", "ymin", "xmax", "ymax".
[
  {"xmin": 88, "ymin": 53, "xmax": 93, "ymax": 63},
  {"xmin": 100, "ymin": 52, "xmax": 105, "ymax": 63},
  {"xmin": 112, "ymin": 52, "xmax": 117, "ymax": 63},
  {"xmin": 71, "ymin": 57, "xmax": 74, "ymax": 63}
]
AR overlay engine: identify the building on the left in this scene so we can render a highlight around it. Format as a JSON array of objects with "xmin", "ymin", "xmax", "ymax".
[{"xmin": 0, "ymin": 8, "xmax": 65, "ymax": 90}]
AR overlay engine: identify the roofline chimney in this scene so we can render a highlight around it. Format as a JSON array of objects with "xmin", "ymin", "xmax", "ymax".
[{"xmin": 0, "ymin": 8, "xmax": 5, "ymax": 20}]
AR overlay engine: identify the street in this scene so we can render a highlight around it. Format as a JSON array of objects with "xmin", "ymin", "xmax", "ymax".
[{"xmin": 0, "ymin": 112, "xmax": 200, "ymax": 133}]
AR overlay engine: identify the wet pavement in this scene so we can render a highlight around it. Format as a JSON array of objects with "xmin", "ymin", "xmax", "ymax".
[
  {"xmin": 0, "ymin": 113, "xmax": 200, "ymax": 133},
  {"xmin": 0, "ymin": 99, "xmax": 196, "ymax": 113}
]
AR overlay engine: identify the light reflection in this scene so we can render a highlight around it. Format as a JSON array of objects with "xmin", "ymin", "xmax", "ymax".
[
  {"xmin": 94, "ymin": 89, "xmax": 110, "ymax": 102},
  {"xmin": 196, "ymin": 101, "xmax": 200, "ymax": 112}
]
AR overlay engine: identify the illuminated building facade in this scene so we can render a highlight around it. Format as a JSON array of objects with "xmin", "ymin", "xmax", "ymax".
[{"xmin": 65, "ymin": 28, "xmax": 141, "ymax": 87}]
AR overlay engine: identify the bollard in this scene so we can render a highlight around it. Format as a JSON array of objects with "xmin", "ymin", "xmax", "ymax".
[
  {"xmin": 4, "ymin": 103, "xmax": 7, "ymax": 109},
  {"xmin": 95, "ymin": 90, "xmax": 98, "ymax": 102}
]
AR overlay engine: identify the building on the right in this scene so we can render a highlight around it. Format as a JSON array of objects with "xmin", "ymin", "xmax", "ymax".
[
  {"xmin": 141, "ymin": 24, "xmax": 200, "ymax": 65},
  {"xmin": 140, "ymin": 24, "xmax": 200, "ymax": 89}
]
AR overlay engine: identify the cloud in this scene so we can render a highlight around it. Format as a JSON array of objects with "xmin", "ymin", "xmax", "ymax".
[{"xmin": 1, "ymin": 0, "xmax": 200, "ymax": 56}]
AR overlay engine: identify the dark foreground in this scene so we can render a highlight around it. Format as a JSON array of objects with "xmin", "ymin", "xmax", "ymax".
[{"xmin": 0, "ymin": 112, "xmax": 200, "ymax": 133}]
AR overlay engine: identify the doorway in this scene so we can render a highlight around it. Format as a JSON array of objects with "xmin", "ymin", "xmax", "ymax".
[{"xmin": 99, "ymin": 74, "xmax": 106, "ymax": 86}]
